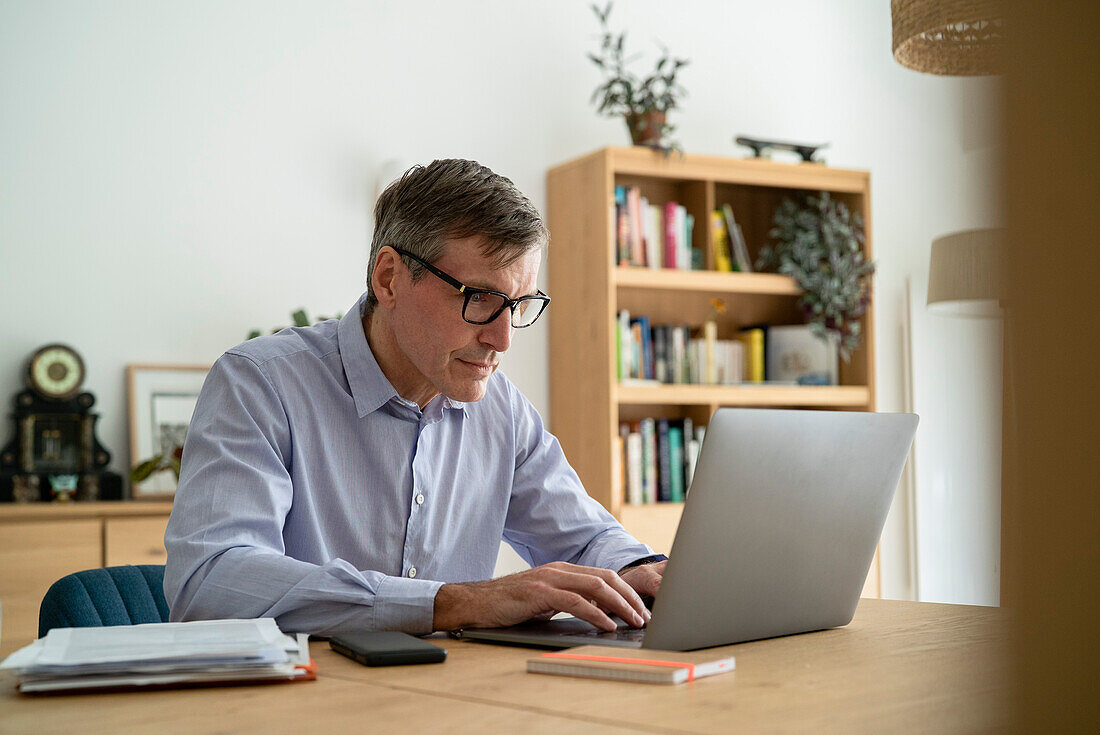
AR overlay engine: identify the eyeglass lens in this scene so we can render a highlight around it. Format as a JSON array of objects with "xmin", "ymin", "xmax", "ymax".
[{"xmin": 464, "ymin": 292, "xmax": 542, "ymax": 327}]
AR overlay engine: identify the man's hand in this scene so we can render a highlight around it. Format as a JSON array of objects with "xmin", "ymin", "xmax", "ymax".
[
  {"xmin": 618, "ymin": 559, "xmax": 666, "ymax": 603},
  {"xmin": 433, "ymin": 561, "xmax": 651, "ymax": 633}
]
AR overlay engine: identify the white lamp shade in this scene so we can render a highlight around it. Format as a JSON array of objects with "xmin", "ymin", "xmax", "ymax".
[{"xmin": 927, "ymin": 228, "xmax": 1004, "ymax": 318}]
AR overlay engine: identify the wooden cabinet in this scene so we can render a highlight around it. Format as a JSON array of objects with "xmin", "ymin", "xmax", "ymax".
[
  {"xmin": 0, "ymin": 503, "xmax": 172, "ymax": 650},
  {"xmin": 546, "ymin": 147, "xmax": 880, "ymax": 596},
  {"xmin": 105, "ymin": 517, "xmax": 171, "ymax": 567}
]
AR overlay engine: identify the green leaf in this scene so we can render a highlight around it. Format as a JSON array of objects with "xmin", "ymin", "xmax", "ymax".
[{"xmin": 130, "ymin": 456, "xmax": 164, "ymax": 483}]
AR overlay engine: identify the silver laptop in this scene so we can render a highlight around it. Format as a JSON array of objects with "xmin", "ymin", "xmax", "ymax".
[{"xmin": 456, "ymin": 408, "xmax": 918, "ymax": 651}]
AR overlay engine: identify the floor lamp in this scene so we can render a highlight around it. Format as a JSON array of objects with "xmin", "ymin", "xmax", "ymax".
[{"xmin": 925, "ymin": 227, "xmax": 1005, "ymax": 604}]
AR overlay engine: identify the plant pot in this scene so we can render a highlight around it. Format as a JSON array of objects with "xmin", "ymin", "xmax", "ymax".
[{"xmin": 625, "ymin": 110, "xmax": 666, "ymax": 147}]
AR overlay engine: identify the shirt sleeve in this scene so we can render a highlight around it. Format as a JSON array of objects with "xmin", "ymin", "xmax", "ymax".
[
  {"xmin": 500, "ymin": 380, "xmax": 656, "ymax": 571},
  {"xmin": 163, "ymin": 352, "xmax": 443, "ymax": 636}
]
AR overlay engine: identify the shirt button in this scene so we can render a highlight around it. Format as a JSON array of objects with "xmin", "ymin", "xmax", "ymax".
[
  {"xmin": 415, "ymin": 493, "xmax": 425, "ymax": 505},
  {"xmin": 407, "ymin": 567, "xmax": 417, "ymax": 578}
]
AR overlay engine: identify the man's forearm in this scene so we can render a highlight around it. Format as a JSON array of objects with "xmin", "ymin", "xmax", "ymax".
[{"xmin": 167, "ymin": 546, "xmax": 442, "ymax": 636}]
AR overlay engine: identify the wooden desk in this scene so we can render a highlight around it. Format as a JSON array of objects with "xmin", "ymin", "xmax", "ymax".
[{"xmin": 0, "ymin": 599, "xmax": 1009, "ymax": 734}]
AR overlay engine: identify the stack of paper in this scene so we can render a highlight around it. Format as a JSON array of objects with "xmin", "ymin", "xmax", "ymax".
[{"xmin": 0, "ymin": 618, "xmax": 314, "ymax": 693}]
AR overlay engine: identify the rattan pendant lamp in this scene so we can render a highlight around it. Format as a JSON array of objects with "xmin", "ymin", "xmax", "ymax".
[{"xmin": 892, "ymin": 0, "xmax": 1005, "ymax": 75}]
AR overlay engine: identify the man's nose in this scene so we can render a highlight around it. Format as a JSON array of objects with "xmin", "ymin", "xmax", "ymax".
[{"xmin": 479, "ymin": 307, "xmax": 513, "ymax": 352}]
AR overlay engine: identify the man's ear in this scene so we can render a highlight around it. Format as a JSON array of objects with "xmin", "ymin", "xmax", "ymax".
[{"xmin": 371, "ymin": 248, "xmax": 401, "ymax": 310}]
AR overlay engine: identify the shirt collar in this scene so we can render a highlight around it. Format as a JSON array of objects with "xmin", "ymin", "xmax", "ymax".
[{"xmin": 338, "ymin": 293, "xmax": 469, "ymax": 419}]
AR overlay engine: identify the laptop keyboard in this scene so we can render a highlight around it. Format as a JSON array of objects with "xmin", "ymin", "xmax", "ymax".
[{"xmin": 576, "ymin": 626, "xmax": 647, "ymax": 643}]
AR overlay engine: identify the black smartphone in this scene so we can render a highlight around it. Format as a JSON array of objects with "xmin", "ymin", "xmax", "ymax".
[{"xmin": 329, "ymin": 631, "xmax": 447, "ymax": 667}]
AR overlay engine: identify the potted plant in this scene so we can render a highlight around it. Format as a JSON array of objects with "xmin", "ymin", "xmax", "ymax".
[
  {"xmin": 756, "ymin": 192, "xmax": 875, "ymax": 360},
  {"xmin": 588, "ymin": 2, "xmax": 689, "ymax": 150},
  {"xmin": 130, "ymin": 444, "xmax": 183, "ymax": 486}
]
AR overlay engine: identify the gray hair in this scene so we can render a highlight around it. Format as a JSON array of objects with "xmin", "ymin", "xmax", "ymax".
[{"xmin": 364, "ymin": 159, "xmax": 549, "ymax": 316}]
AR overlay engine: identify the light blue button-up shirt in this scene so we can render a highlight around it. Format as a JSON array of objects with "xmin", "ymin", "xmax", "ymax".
[{"xmin": 164, "ymin": 294, "xmax": 653, "ymax": 636}]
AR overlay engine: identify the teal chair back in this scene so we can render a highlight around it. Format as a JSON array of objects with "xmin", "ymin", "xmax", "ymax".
[{"xmin": 38, "ymin": 565, "xmax": 169, "ymax": 638}]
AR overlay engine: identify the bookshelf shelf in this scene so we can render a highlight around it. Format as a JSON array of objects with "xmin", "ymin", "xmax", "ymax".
[
  {"xmin": 547, "ymin": 147, "xmax": 879, "ymax": 595},
  {"xmin": 613, "ymin": 267, "xmax": 802, "ymax": 295},
  {"xmin": 615, "ymin": 384, "xmax": 871, "ymax": 408}
]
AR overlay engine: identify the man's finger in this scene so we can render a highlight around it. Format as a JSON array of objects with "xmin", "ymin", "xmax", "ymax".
[
  {"xmin": 593, "ymin": 565, "xmax": 651, "ymax": 623},
  {"xmin": 548, "ymin": 590, "xmax": 617, "ymax": 631},
  {"xmin": 546, "ymin": 567, "xmax": 646, "ymax": 627}
]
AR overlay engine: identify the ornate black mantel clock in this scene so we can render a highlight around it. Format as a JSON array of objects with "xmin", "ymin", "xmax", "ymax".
[{"xmin": 0, "ymin": 344, "xmax": 122, "ymax": 502}]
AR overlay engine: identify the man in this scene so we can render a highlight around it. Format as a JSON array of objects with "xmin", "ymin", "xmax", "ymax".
[{"xmin": 164, "ymin": 158, "xmax": 665, "ymax": 637}]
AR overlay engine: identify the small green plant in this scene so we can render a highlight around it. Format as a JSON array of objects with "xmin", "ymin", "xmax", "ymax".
[
  {"xmin": 757, "ymin": 192, "xmax": 875, "ymax": 360},
  {"xmin": 588, "ymin": 2, "xmax": 689, "ymax": 150},
  {"xmin": 130, "ymin": 444, "xmax": 183, "ymax": 485},
  {"xmin": 248, "ymin": 308, "xmax": 342, "ymax": 340}
]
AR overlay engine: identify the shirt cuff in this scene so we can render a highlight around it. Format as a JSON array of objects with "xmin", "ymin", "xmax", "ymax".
[
  {"xmin": 373, "ymin": 575, "xmax": 445, "ymax": 634},
  {"xmin": 617, "ymin": 554, "xmax": 668, "ymax": 573}
]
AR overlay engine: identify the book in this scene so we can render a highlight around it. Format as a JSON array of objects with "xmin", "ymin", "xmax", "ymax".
[
  {"xmin": 639, "ymin": 418, "xmax": 657, "ymax": 503},
  {"xmin": 736, "ymin": 327, "xmax": 766, "ymax": 383},
  {"xmin": 656, "ymin": 419, "xmax": 671, "ymax": 502},
  {"xmin": 680, "ymin": 417, "xmax": 693, "ymax": 491},
  {"xmin": 625, "ymin": 429, "xmax": 643, "ymax": 505},
  {"xmin": 671, "ymin": 326, "xmax": 687, "ymax": 384},
  {"xmin": 653, "ymin": 326, "xmax": 668, "ymax": 383},
  {"xmin": 710, "ymin": 210, "xmax": 733, "ymax": 272},
  {"xmin": 663, "ymin": 201, "xmax": 679, "ymax": 268},
  {"xmin": 528, "ymin": 645, "xmax": 735, "ymax": 685},
  {"xmin": 730, "ymin": 224, "xmax": 752, "ymax": 273},
  {"xmin": 721, "ymin": 204, "xmax": 753, "ymax": 272},
  {"xmin": 683, "ymin": 212, "xmax": 695, "ymax": 270},
  {"xmin": 614, "ymin": 186, "xmax": 628, "ymax": 265},
  {"xmin": 703, "ymin": 320, "xmax": 718, "ymax": 384},
  {"xmin": 668, "ymin": 426, "xmax": 685, "ymax": 502},
  {"xmin": 612, "ymin": 432, "xmax": 624, "ymax": 507},
  {"xmin": 617, "ymin": 310, "xmax": 630, "ymax": 380},
  {"xmin": 644, "ymin": 202, "xmax": 662, "ymax": 270},
  {"xmin": 628, "ymin": 187, "xmax": 644, "ymax": 266}
]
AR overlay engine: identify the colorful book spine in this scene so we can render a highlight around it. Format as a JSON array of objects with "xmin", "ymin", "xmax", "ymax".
[
  {"xmin": 625, "ymin": 428, "xmax": 643, "ymax": 506},
  {"xmin": 645, "ymin": 204, "xmax": 662, "ymax": 270},
  {"xmin": 721, "ymin": 204, "xmax": 753, "ymax": 272},
  {"xmin": 656, "ymin": 419, "xmax": 671, "ymax": 503},
  {"xmin": 640, "ymin": 418, "xmax": 657, "ymax": 504},
  {"xmin": 683, "ymin": 212, "xmax": 695, "ymax": 270},
  {"xmin": 615, "ymin": 186, "xmax": 628, "ymax": 266},
  {"xmin": 668, "ymin": 426, "xmax": 684, "ymax": 502},
  {"xmin": 653, "ymin": 326, "xmax": 668, "ymax": 384},
  {"xmin": 710, "ymin": 210, "xmax": 733, "ymax": 272},
  {"xmin": 663, "ymin": 201, "xmax": 678, "ymax": 269},
  {"xmin": 703, "ymin": 320, "xmax": 718, "ymax": 384},
  {"xmin": 630, "ymin": 315, "xmax": 652, "ymax": 380},
  {"xmin": 612, "ymin": 432, "xmax": 624, "ymax": 508},
  {"xmin": 671, "ymin": 326, "xmax": 683, "ymax": 384},
  {"xmin": 737, "ymin": 327, "xmax": 766, "ymax": 383},
  {"xmin": 617, "ymin": 310, "xmax": 631, "ymax": 381}
]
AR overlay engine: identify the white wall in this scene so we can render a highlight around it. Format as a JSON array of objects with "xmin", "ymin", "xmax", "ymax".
[{"xmin": 0, "ymin": 0, "xmax": 1001, "ymax": 600}]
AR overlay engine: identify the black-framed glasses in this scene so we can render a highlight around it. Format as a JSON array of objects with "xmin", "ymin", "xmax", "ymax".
[{"xmin": 391, "ymin": 247, "xmax": 551, "ymax": 328}]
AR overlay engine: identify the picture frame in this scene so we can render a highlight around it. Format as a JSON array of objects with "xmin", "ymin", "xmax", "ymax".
[
  {"xmin": 126, "ymin": 364, "xmax": 209, "ymax": 499},
  {"xmin": 765, "ymin": 325, "xmax": 839, "ymax": 386}
]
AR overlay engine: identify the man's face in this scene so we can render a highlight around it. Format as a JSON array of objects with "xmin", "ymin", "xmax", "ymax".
[{"xmin": 388, "ymin": 235, "xmax": 541, "ymax": 404}]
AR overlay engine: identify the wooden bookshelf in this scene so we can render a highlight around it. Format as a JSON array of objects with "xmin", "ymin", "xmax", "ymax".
[
  {"xmin": 615, "ymin": 384, "xmax": 872, "ymax": 408},
  {"xmin": 546, "ymin": 147, "xmax": 880, "ymax": 596}
]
